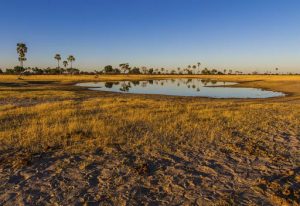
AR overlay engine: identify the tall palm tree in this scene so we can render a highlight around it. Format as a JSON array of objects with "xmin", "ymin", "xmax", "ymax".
[
  {"xmin": 54, "ymin": 54, "xmax": 61, "ymax": 68},
  {"xmin": 16, "ymin": 43, "xmax": 28, "ymax": 67},
  {"xmin": 67, "ymin": 55, "xmax": 75, "ymax": 68}
]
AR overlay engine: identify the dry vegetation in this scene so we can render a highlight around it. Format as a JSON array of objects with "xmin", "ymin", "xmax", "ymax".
[{"xmin": 0, "ymin": 74, "xmax": 299, "ymax": 205}]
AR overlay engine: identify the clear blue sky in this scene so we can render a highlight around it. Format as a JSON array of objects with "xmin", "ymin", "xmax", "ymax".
[{"xmin": 0, "ymin": 0, "xmax": 300, "ymax": 72}]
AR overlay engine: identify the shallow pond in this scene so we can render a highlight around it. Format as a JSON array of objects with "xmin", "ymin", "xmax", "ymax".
[{"xmin": 76, "ymin": 79, "xmax": 285, "ymax": 98}]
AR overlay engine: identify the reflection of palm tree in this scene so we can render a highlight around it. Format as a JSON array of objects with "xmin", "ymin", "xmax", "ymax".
[
  {"xmin": 141, "ymin": 82, "xmax": 147, "ymax": 87},
  {"xmin": 131, "ymin": 81, "xmax": 139, "ymax": 86}
]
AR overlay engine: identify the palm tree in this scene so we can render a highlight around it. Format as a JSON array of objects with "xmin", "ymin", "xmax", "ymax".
[
  {"xmin": 67, "ymin": 55, "xmax": 75, "ymax": 68},
  {"xmin": 16, "ymin": 43, "xmax": 28, "ymax": 67},
  {"xmin": 63, "ymin": 61, "xmax": 68, "ymax": 68},
  {"xmin": 197, "ymin": 62, "xmax": 201, "ymax": 73},
  {"xmin": 54, "ymin": 54, "xmax": 61, "ymax": 68}
]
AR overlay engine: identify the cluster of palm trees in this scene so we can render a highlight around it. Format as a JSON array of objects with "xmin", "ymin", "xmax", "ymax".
[
  {"xmin": 184, "ymin": 62, "xmax": 201, "ymax": 74},
  {"xmin": 54, "ymin": 54, "xmax": 75, "ymax": 69},
  {"xmin": 17, "ymin": 43, "xmax": 76, "ymax": 69}
]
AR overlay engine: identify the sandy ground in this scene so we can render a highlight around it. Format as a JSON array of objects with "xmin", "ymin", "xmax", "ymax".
[{"xmin": 1, "ymin": 140, "xmax": 299, "ymax": 205}]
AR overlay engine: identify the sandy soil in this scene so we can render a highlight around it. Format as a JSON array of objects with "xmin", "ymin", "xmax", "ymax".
[{"xmin": 1, "ymin": 140, "xmax": 299, "ymax": 205}]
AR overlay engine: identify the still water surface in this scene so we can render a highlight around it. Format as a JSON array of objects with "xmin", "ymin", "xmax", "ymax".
[{"xmin": 76, "ymin": 79, "xmax": 285, "ymax": 98}]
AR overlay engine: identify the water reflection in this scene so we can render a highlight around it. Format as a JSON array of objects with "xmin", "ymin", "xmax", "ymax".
[{"xmin": 76, "ymin": 79, "xmax": 285, "ymax": 98}]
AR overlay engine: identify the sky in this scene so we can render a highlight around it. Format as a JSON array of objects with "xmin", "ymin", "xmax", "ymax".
[{"xmin": 0, "ymin": 0, "xmax": 300, "ymax": 73}]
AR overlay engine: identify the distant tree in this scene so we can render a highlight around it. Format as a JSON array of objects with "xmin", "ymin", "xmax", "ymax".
[
  {"xmin": 6, "ymin": 69, "xmax": 15, "ymax": 74},
  {"xmin": 54, "ymin": 54, "xmax": 61, "ymax": 68},
  {"xmin": 192, "ymin": 65, "xmax": 197, "ymax": 74},
  {"xmin": 0, "ymin": 68, "xmax": 3, "ymax": 74},
  {"xmin": 211, "ymin": 69, "xmax": 218, "ymax": 74},
  {"xmin": 17, "ymin": 43, "xmax": 28, "ymax": 68},
  {"xmin": 32, "ymin": 67, "xmax": 44, "ymax": 74},
  {"xmin": 119, "ymin": 63, "xmax": 130, "ymax": 73},
  {"xmin": 141, "ymin": 66, "xmax": 148, "ymax": 74},
  {"xmin": 67, "ymin": 55, "xmax": 75, "ymax": 68},
  {"xmin": 197, "ymin": 62, "xmax": 201, "ymax": 70},
  {"xmin": 13, "ymin": 66, "xmax": 26, "ymax": 75},
  {"xmin": 113, "ymin": 68, "xmax": 121, "ymax": 74},
  {"xmin": 129, "ymin": 67, "xmax": 141, "ymax": 74},
  {"xmin": 66, "ymin": 68, "xmax": 79, "ymax": 75},
  {"xmin": 177, "ymin": 67, "xmax": 181, "ymax": 74},
  {"xmin": 104, "ymin": 65, "xmax": 113, "ymax": 73},
  {"xmin": 201, "ymin": 68, "xmax": 210, "ymax": 75},
  {"xmin": 63, "ymin": 60, "xmax": 68, "ymax": 69},
  {"xmin": 148, "ymin": 68, "xmax": 154, "ymax": 74}
]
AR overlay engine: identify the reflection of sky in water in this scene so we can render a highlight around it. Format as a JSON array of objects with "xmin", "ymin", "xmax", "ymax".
[{"xmin": 76, "ymin": 79, "xmax": 285, "ymax": 98}]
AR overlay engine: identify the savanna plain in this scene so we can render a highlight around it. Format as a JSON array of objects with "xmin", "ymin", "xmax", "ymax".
[{"xmin": 0, "ymin": 74, "xmax": 299, "ymax": 206}]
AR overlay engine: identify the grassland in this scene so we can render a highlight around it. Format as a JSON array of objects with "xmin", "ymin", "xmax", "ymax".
[{"xmin": 0, "ymin": 74, "xmax": 299, "ymax": 205}]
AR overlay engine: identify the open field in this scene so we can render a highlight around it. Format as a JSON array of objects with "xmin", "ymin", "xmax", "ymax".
[{"xmin": 0, "ymin": 75, "xmax": 299, "ymax": 205}]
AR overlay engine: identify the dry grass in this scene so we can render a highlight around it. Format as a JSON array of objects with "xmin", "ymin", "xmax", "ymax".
[
  {"xmin": 0, "ymin": 74, "xmax": 299, "ymax": 205},
  {"xmin": 1, "ymin": 98, "xmax": 299, "ymax": 156}
]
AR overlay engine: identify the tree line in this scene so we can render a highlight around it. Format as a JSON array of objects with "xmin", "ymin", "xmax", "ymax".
[{"xmin": 0, "ymin": 43, "xmax": 294, "ymax": 75}]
